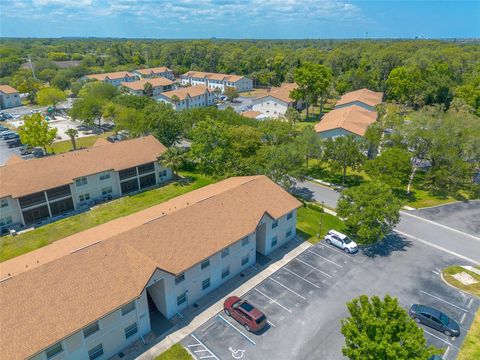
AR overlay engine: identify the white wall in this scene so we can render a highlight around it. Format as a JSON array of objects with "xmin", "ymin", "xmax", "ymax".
[
  {"xmin": 0, "ymin": 196, "xmax": 24, "ymax": 230},
  {"xmin": 256, "ymin": 210, "xmax": 297, "ymax": 255},
  {"xmin": 0, "ymin": 92, "xmax": 22, "ymax": 109},
  {"xmin": 252, "ymin": 96, "xmax": 290, "ymax": 118}
]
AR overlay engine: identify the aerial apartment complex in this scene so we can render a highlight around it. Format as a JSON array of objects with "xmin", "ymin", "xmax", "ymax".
[
  {"xmin": 180, "ymin": 71, "xmax": 253, "ymax": 93},
  {"xmin": 121, "ymin": 77, "xmax": 174, "ymax": 97},
  {"xmin": 0, "ymin": 176, "xmax": 301, "ymax": 360},
  {"xmin": 0, "ymin": 136, "xmax": 170, "ymax": 233},
  {"xmin": 156, "ymin": 85, "xmax": 216, "ymax": 110},
  {"xmin": 133, "ymin": 67, "xmax": 174, "ymax": 80}
]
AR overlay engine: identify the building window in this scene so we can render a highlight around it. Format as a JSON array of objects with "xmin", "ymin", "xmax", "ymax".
[
  {"xmin": 79, "ymin": 193, "xmax": 90, "ymax": 202},
  {"xmin": 271, "ymin": 236, "xmax": 278, "ymax": 247},
  {"xmin": 177, "ymin": 292, "xmax": 187, "ymax": 306},
  {"xmin": 241, "ymin": 236, "xmax": 249, "ymax": 247},
  {"xmin": 222, "ymin": 265, "xmax": 230, "ymax": 279},
  {"xmin": 75, "ymin": 177, "xmax": 88, "ymax": 187},
  {"xmin": 287, "ymin": 212, "xmax": 293, "ymax": 220},
  {"xmin": 159, "ymin": 170, "xmax": 168, "ymax": 178},
  {"xmin": 121, "ymin": 301, "xmax": 136, "ymax": 316},
  {"xmin": 201, "ymin": 259, "xmax": 210, "ymax": 270},
  {"xmin": 45, "ymin": 342, "xmax": 63, "ymax": 359},
  {"xmin": 0, "ymin": 216, "xmax": 13, "ymax": 227},
  {"xmin": 102, "ymin": 186, "xmax": 112, "ymax": 195},
  {"xmin": 175, "ymin": 273, "xmax": 185, "ymax": 285},
  {"xmin": 0, "ymin": 198, "xmax": 8, "ymax": 208},
  {"xmin": 202, "ymin": 278, "xmax": 210, "ymax": 290},
  {"xmin": 83, "ymin": 321, "xmax": 100, "ymax": 338},
  {"xmin": 88, "ymin": 344, "xmax": 104, "ymax": 360},
  {"xmin": 99, "ymin": 172, "xmax": 110, "ymax": 181},
  {"xmin": 286, "ymin": 229, "xmax": 292, "ymax": 238},
  {"xmin": 241, "ymin": 255, "xmax": 249, "ymax": 266},
  {"xmin": 221, "ymin": 247, "xmax": 229, "ymax": 258},
  {"xmin": 272, "ymin": 220, "xmax": 278, "ymax": 229},
  {"xmin": 124, "ymin": 322, "xmax": 138, "ymax": 339}
]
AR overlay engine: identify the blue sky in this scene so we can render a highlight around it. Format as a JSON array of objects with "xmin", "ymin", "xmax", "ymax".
[{"xmin": 1, "ymin": 0, "xmax": 479, "ymax": 39}]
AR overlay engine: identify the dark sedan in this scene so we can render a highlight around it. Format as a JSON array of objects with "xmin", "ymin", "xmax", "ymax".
[{"xmin": 409, "ymin": 304, "xmax": 460, "ymax": 337}]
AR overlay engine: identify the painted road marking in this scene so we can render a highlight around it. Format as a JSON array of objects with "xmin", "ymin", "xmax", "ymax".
[
  {"xmin": 217, "ymin": 314, "xmax": 256, "ymax": 345},
  {"xmin": 401, "ymin": 211, "xmax": 480, "ymax": 242},
  {"xmin": 267, "ymin": 320, "xmax": 276, "ymax": 328},
  {"xmin": 419, "ymin": 290, "xmax": 468, "ymax": 312},
  {"xmin": 467, "ymin": 298, "xmax": 473, "ymax": 308},
  {"xmin": 423, "ymin": 329, "xmax": 456, "ymax": 348},
  {"xmin": 269, "ymin": 277, "xmax": 307, "ymax": 300},
  {"xmin": 395, "ymin": 230, "xmax": 480, "ymax": 265},
  {"xmin": 307, "ymin": 249, "xmax": 343, "ymax": 267},
  {"xmin": 255, "ymin": 288, "xmax": 292, "ymax": 313},
  {"xmin": 295, "ymin": 258, "xmax": 332, "ymax": 278},
  {"xmin": 317, "ymin": 243, "xmax": 360, "ymax": 262},
  {"xmin": 189, "ymin": 334, "xmax": 220, "ymax": 360},
  {"xmin": 283, "ymin": 267, "xmax": 321, "ymax": 288},
  {"xmin": 460, "ymin": 313, "xmax": 466, "ymax": 325},
  {"xmin": 443, "ymin": 346, "xmax": 450, "ymax": 359}
]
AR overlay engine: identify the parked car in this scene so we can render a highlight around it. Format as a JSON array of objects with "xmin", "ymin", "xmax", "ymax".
[
  {"xmin": 32, "ymin": 148, "xmax": 45, "ymax": 158},
  {"xmin": 409, "ymin": 304, "xmax": 460, "ymax": 337},
  {"xmin": 224, "ymin": 296, "xmax": 267, "ymax": 332},
  {"xmin": 324, "ymin": 230, "xmax": 358, "ymax": 253},
  {"xmin": 2, "ymin": 132, "xmax": 19, "ymax": 141},
  {"xmin": 7, "ymin": 139, "xmax": 22, "ymax": 148},
  {"xmin": 20, "ymin": 146, "xmax": 34, "ymax": 156}
]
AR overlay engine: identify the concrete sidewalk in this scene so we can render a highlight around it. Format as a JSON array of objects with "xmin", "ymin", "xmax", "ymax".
[{"xmin": 135, "ymin": 239, "xmax": 312, "ymax": 360}]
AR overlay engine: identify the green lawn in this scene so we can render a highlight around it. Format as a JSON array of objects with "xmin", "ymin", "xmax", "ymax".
[
  {"xmin": 296, "ymin": 205, "xmax": 346, "ymax": 243},
  {"xmin": 155, "ymin": 343, "xmax": 192, "ymax": 360},
  {"xmin": 458, "ymin": 310, "xmax": 480, "ymax": 360},
  {"xmin": 0, "ymin": 172, "xmax": 216, "ymax": 262},
  {"xmin": 442, "ymin": 266, "xmax": 480, "ymax": 297},
  {"xmin": 48, "ymin": 133, "xmax": 113, "ymax": 154}
]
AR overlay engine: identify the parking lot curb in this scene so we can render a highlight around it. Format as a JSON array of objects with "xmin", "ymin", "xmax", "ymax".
[{"xmin": 440, "ymin": 269, "xmax": 480, "ymax": 299}]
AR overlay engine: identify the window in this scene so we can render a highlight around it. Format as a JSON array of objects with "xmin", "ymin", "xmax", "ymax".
[
  {"xmin": 201, "ymin": 259, "xmax": 210, "ymax": 270},
  {"xmin": 102, "ymin": 186, "xmax": 112, "ymax": 195},
  {"xmin": 124, "ymin": 322, "xmax": 138, "ymax": 339},
  {"xmin": 0, "ymin": 198, "xmax": 8, "ymax": 208},
  {"xmin": 0, "ymin": 216, "xmax": 13, "ymax": 227},
  {"xmin": 88, "ymin": 344, "xmax": 104, "ymax": 360},
  {"xmin": 272, "ymin": 220, "xmax": 278, "ymax": 229},
  {"xmin": 221, "ymin": 247, "xmax": 230, "ymax": 258},
  {"xmin": 75, "ymin": 177, "xmax": 88, "ymax": 187},
  {"xmin": 177, "ymin": 292, "xmax": 187, "ymax": 306},
  {"xmin": 99, "ymin": 172, "xmax": 110, "ymax": 181},
  {"xmin": 222, "ymin": 265, "xmax": 230, "ymax": 279},
  {"xmin": 45, "ymin": 342, "xmax": 63, "ymax": 359},
  {"xmin": 241, "ymin": 237, "xmax": 249, "ymax": 247},
  {"xmin": 287, "ymin": 212, "xmax": 293, "ymax": 220},
  {"xmin": 83, "ymin": 321, "xmax": 100, "ymax": 338},
  {"xmin": 175, "ymin": 273, "xmax": 185, "ymax": 285},
  {"xmin": 286, "ymin": 229, "xmax": 292, "ymax": 238},
  {"xmin": 241, "ymin": 255, "xmax": 249, "ymax": 266},
  {"xmin": 159, "ymin": 170, "xmax": 168, "ymax": 178},
  {"xmin": 271, "ymin": 236, "xmax": 278, "ymax": 247},
  {"xmin": 121, "ymin": 301, "xmax": 136, "ymax": 316},
  {"xmin": 202, "ymin": 278, "xmax": 210, "ymax": 290},
  {"xmin": 79, "ymin": 193, "xmax": 90, "ymax": 202}
]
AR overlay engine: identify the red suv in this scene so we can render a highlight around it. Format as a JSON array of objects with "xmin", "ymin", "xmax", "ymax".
[{"xmin": 224, "ymin": 296, "xmax": 267, "ymax": 332}]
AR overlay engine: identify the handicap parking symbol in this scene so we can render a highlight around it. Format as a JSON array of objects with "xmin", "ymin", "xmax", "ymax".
[{"xmin": 229, "ymin": 347, "xmax": 246, "ymax": 359}]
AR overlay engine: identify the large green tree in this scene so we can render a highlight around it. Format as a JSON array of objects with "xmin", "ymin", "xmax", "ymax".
[
  {"xmin": 337, "ymin": 181, "xmax": 402, "ymax": 244},
  {"xmin": 323, "ymin": 135, "xmax": 365, "ymax": 185},
  {"xmin": 364, "ymin": 148, "xmax": 412, "ymax": 188},
  {"xmin": 142, "ymin": 102, "xmax": 182, "ymax": 147},
  {"xmin": 341, "ymin": 295, "xmax": 439, "ymax": 360},
  {"xmin": 18, "ymin": 113, "xmax": 58, "ymax": 154},
  {"xmin": 36, "ymin": 87, "xmax": 67, "ymax": 109}
]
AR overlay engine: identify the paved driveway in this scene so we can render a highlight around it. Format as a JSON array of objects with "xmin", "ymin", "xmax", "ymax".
[
  {"xmin": 182, "ymin": 236, "xmax": 479, "ymax": 360},
  {"xmin": 217, "ymin": 97, "xmax": 253, "ymax": 113}
]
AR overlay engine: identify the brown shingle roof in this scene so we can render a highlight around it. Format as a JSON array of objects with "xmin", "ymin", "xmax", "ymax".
[
  {"xmin": 314, "ymin": 105, "xmax": 377, "ymax": 137},
  {"xmin": 86, "ymin": 71, "xmax": 136, "ymax": 81},
  {"xmin": 0, "ymin": 176, "xmax": 301, "ymax": 360},
  {"xmin": 0, "ymin": 136, "xmax": 167, "ymax": 198},
  {"xmin": 241, "ymin": 110, "xmax": 263, "ymax": 119},
  {"xmin": 135, "ymin": 67, "xmax": 172, "ymax": 75},
  {"xmin": 121, "ymin": 77, "xmax": 174, "ymax": 91},
  {"xmin": 336, "ymin": 88, "xmax": 383, "ymax": 108},
  {"xmin": 0, "ymin": 84, "xmax": 19, "ymax": 94},
  {"xmin": 160, "ymin": 85, "xmax": 211, "ymax": 101},
  {"xmin": 182, "ymin": 71, "xmax": 245, "ymax": 83},
  {"xmin": 254, "ymin": 83, "xmax": 298, "ymax": 104}
]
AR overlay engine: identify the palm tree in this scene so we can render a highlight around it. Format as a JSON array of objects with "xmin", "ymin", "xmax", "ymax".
[
  {"xmin": 143, "ymin": 81, "xmax": 153, "ymax": 97},
  {"xmin": 158, "ymin": 147, "xmax": 185, "ymax": 177},
  {"xmin": 170, "ymin": 95, "xmax": 180, "ymax": 109},
  {"xmin": 65, "ymin": 128, "xmax": 78, "ymax": 150}
]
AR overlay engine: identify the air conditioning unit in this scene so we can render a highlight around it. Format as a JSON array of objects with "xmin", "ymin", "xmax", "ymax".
[{"xmin": 9, "ymin": 229, "xmax": 17, "ymax": 236}]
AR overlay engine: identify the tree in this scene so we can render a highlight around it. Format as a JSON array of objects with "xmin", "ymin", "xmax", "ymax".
[
  {"xmin": 36, "ymin": 87, "xmax": 67, "ymax": 109},
  {"xmin": 225, "ymin": 86, "xmax": 239, "ymax": 102},
  {"xmin": 170, "ymin": 95, "xmax": 180, "ymax": 109},
  {"xmin": 142, "ymin": 102, "xmax": 182, "ymax": 146},
  {"xmin": 293, "ymin": 128, "xmax": 323, "ymax": 169},
  {"xmin": 18, "ymin": 113, "xmax": 58, "ymax": 154},
  {"xmin": 386, "ymin": 66, "xmax": 424, "ymax": 107},
  {"xmin": 143, "ymin": 81, "xmax": 153, "ymax": 97},
  {"xmin": 341, "ymin": 295, "xmax": 439, "ymax": 360},
  {"xmin": 65, "ymin": 128, "xmax": 78, "ymax": 150},
  {"xmin": 337, "ymin": 182, "xmax": 402, "ymax": 244},
  {"xmin": 51, "ymin": 72, "xmax": 70, "ymax": 90},
  {"xmin": 158, "ymin": 147, "xmax": 185, "ymax": 177},
  {"xmin": 285, "ymin": 107, "xmax": 302, "ymax": 127},
  {"xmin": 323, "ymin": 135, "xmax": 365, "ymax": 185},
  {"xmin": 364, "ymin": 148, "xmax": 412, "ymax": 188}
]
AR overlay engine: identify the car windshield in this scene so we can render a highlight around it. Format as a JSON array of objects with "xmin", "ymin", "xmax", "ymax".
[
  {"xmin": 239, "ymin": 301, "xmax": 255, "ymax": 312},
  {"xmin": 439, "ymin": 313, "xmax": 450, "ymax": 325},
  {"xmin": 344, "ymin": 237, "xmax": 352, "ymax": 244},
  {"xmin": 255, "ymin": 315, "xmax": 266, "ymax": 324}
]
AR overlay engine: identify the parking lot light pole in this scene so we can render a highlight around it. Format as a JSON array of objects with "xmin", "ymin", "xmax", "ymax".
[{"xmin": 318, "ymin": 201, "xmax": 325, "ymax": 239}]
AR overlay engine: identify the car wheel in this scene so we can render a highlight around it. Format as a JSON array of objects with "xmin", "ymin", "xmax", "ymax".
[
  {"xmin": 414, "ymin": 317, "xmax": 421, "ymax": 324},
  {"xmin": 225, "ymin": 309, "xmax": 231, "ymax": 317},
  {"xmin": 343, "ymin": 247, "xmax": 350, "ymax": 253},
  {"xmin": 244, "ymin": 324, "xmax": 250, "ymax": 332},
  {"xmin": 444, "ymin": 330, "xmax": 451, "ymax": 337},
  {"xmin": 326, "ymin": 239, "xmax": 331, "ymax": 245}
]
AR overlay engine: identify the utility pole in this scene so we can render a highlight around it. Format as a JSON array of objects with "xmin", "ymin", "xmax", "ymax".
[
  {"xmin": 144, "ymin": 51, "xmax": 149, "ymax": 67},
  {"xmin": 28, "ymin": 55, "xmax": 36, "ymax": 80}
]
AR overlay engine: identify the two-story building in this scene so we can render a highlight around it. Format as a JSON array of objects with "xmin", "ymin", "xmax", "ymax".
[
  {"xmin": 180, "ymin": 71, "xmax": 253, "ymax": 93},
  {"xmin": 0, "ymin": 85, "xmax": 22, "ymax": 109},
  {"xmin": 334, "ymin": 88, "xmax": 383, "ymax": 111},
  {"xmin": 156, "ymin": 85, "xmax": 216, "ymax": 110},
  {"xmin": 133, "ymin": 67, "xmax": 174, "ymax": 81},
  {"xmin": 252, "ymin": 83, "xmax": 303, "ymax": 118},
  {"xmin": 0, "ymin": 136, "xmax": 170, "ymax": 233},
  {"xmin": 0, "ymin": 176, "xmax": 301, "ymax": 360},
  {"xmin": 84, "ymin": 71, "xmax": 138, "ymax": 87},
  {"xmin": 121, "ymin": 78, "xmax": 174, "ymax": 97}
]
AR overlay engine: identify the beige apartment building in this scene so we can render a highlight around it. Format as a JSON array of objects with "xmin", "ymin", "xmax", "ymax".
[
  {"xmin": 133, "ymin": 67, "xmax": 175, "ymax": 80},
  {"xmin": 180, "ymin": 71, "xmax": 253, "ymax": 93},
  {"xmin": 156, "ymin": 85, "xmax": 216, "ymax": 110},
  {"xmin": 121, "ymin": 77, "xmax": 174, "ymax": 97}
]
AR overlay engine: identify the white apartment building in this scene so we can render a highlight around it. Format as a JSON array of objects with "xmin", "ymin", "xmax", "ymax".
[
  {"xmin": 133, "ymin": 67, "xmax": 175, "ymax": 81},
  {"xmin": 251, "ymin": 83, "xmax": 303, "ymax": 118},
  {"xmin": 121, "ymin": 77, "xmax": 174, "ymax": 97},
  {"xmin": 180, "ymin": 71, "xmax": 253, "ymax": 93},
  {"xmin": 0, "ymin": 136, "xmax": 170, "ymax": 233},
  {"xmin": 156, "ymin": 85, "xmax": 216, "ymax": 110},
  {"xmin": 84, "ymin": 71, "xmax": 138, "ymax": 87},
  {"xmin": 0, "ymin": 176, "xmax": 301, "ymax": 360},
  {"xmin": 0, "ymin": 85, "xmax": 22, "ymax": 109}
]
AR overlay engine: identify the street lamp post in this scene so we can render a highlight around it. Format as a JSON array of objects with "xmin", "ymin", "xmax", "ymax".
[{"xmin": 318, "ymin": 201, "xmax": 325, "ymax": 239}]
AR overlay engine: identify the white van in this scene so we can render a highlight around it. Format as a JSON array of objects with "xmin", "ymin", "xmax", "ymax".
[{"xmin": 324, "ymin": 230, "xmax": 358, "ymax": 253}]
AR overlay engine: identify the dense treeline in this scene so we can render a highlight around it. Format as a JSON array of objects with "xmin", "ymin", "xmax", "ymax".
[{"xmin": 1, "ymin": 39, "xmax": 479, "ymax": 111}]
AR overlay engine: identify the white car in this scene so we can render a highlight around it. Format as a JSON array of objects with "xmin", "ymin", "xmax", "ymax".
[{"xmin": 324, "ymin": 230, "xmax": 358, "ymax": 253}]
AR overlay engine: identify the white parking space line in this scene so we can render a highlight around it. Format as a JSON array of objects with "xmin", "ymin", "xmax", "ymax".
[
  {"xmin": 419, "ymin": 290, "xmax": 469, "ymax": 312},
  {"xmin": 269, "ymin": 277, "xmax": 307, "ymax": 300},
  {"xmin": 467, "ymin": 298, "xmax": 473, "ymax": 308},
  {"xmin": 189, "ymin": 334, "xmax": 220, "ymax": 360},
  {"xmin": 317, "ymin": 243, "xmax": 360, "ymax": 262},
  {"xmin": 267, "ymin": 320, "xmax": 276, "ymax": 328},
  {"xmin": 307, "ymin": 249, "xmax": 343, "ymax": 268},
  {"xmin": 460, "ymin": 313, "xmax": 466, "ymax": 324},
  {"xmin": 255, "ymin": 288, "xmax": 292, "ymax": 313},
  {"xmin": 295, "ymin": 258, "xmax": 332, "ymax": 278},
  {"xmin": 283, "ymin": 267, "xmax": 321, "ymax": 289},
  {"xmin": 217, "ymin": 314, "xmax": 257, "ymax": 345},
  {"xmin": 423, "ymin": 329, "xmax": 457, "ymax": 348},
  {"xmin": 443, "ymin": 346, "xmax": 451, "ymax": 359}
]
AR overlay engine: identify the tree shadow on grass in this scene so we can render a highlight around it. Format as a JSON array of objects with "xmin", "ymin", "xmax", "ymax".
[{"xmin": 361, "ymin": 233, "xmax": 413, "ymax": 258}]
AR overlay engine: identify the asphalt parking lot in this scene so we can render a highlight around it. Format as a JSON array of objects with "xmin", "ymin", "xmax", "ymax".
[
  {"xmin": 181, "ymin": 236, "xmax": 479, "ymax": 360},
  {"xmin": 217, "ymin": 96, "xmax": 253, "ymax": 113}
]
